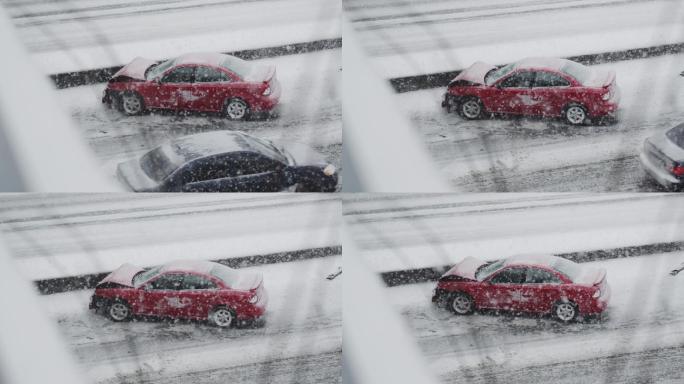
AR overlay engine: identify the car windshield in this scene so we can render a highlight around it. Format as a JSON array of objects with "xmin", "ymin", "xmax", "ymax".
[
  {"xmin": 560, "ymin": 61, "xmax": 591, "ymax": 85},
  {"xmin": 210, "ymin": 264, "xmax": 239, "ymax": 287},
  {"xmin": 484, "ymin": 63, "xmax": 515, "ymax": 86},
  {"xmin": 146, "ymin": 58, "xmax": 177, "ymax": 80},
  {"xmin": 219, "ymin": 56, "xmax": 252, "ymax": 79},
  {"xmin": 475, "ymin": 259, "xmax": 505, "ymax": 281},
  {"xmin": 666, "ymin": 124, "xmax": 684, "ymax": 149},
  {"xmin": 551, "ymin": 258, "xmax": 582, "ymax": 282},
  {"xmin": 132, "ymin": 266, "xmax": 162, "ymax": 286},
  {"xmin": 139, "ymin": 145, "xmax": 184, "ymax": 181}
]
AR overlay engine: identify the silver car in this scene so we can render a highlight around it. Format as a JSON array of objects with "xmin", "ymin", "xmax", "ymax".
[{"xmin": 640, "ymin": 123, "xmax": 684, "ymax": 190}]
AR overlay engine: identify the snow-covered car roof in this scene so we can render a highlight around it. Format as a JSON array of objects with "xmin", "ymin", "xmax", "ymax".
[
  {"xmin": 167, "ymin": 131, "xmax": 287, "ymax": 163},
  {"xmin": 160, "ymin": 260, "xmax": 217, "ymax": 274},
  {"xmin": 504, "ymin": 254, "xmax": 568, "ymax": 267},
  {"xmin": 174, "ymin": 52, "xmax": 225, "ymax": 67},
  {"xmin": 514, "ymin": 57, "xmax": 572, "ymax": 71}
]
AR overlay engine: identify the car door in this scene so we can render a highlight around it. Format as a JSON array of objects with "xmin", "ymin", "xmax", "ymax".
[
  {"xmin": 181, "ymin": 153, "xmax": 286, "ymax": 192},
  {"xmin": 518, "ymin": 267, "xmax": 563, "ymax": 313},
  {"xmin": 482, "ymin": 266, "xmax": 527, "ymax": 311},
  {"xmin": 530, "ymin": 70, "xmax": 572, "ymax": 117},
  {"xmin": 157, "ymin": 66, "xmax": 195, "ymax": 110},
  {"xmin": 490, "ymin": 70, "xmax": 536, "ymax": 115},
  {"xmin": 138, "ymin": 273, "xmax": 185, "ymax": 317},
  {"xmin": 190, "ymin": 65, "xmax": 233, "ymax": 112},
  {"xmin": 177, "ymin": 273, "xmax": 220, "ymax": 319}
]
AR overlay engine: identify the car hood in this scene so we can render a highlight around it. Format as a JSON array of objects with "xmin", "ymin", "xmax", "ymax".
[
  {"xmin": 442, "ymin": 257, "xmax": 487, "ymax": 281},
  {"xmin": 647, "ymin": 130, "xmax": 684, "ymax": 162},
  {"xmin": 116, "ymin": 157, "xmax": 159, "ymax": 192},
  {"xmin": 449, "ymin": 61, "xmax": 496, "ymax": 86},
  {"xmin": 279, "ymin": 141, "xmax": 328, "ymax": 166},
  {"xmin": 112, "ymin": 57, "xmax": 157, "ymax": 80},
  {"xmin": 99, "ymin": 263, "xmax": 144, "ymax": 288},
  {"xmin": 231, "ymin": 271, "xmax": 263, "ymax": 291}
]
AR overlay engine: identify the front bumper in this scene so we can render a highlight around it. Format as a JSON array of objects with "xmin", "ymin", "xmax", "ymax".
[{"xmin": 89, "ymin": 295, "xmax": 109, "ymax": 311}]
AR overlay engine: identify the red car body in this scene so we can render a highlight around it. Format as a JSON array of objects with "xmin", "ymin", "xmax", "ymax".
[
  {"xmin": 432, "ymin": 254, "xmax": 610, "ymax": 322},
  {"xmin": 103, "ymin": 52, "xmax": 281, "ymax": 119},
  {"xmin": 89, "ymin": 260, "xmax": 268, "ymax": 327},
  {"xmin": 442, "ymin": 57, "xmax": 620, "ymax": 125}
]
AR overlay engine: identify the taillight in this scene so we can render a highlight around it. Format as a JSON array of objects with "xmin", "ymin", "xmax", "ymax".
[
  {"xmin": 602, "ymin": 91, "xmax": 610, "ymax": 101},
  {"xmin": 593, "ymin": 289, "xmax": 601, "ymax": 298},
  {"xmin": 670, "ymin": 164, "xmax": 684, "ymax": 176},
  {"xmin": 262, "ymin": 86, "xmax": 271, "ymax": 96},
  {"xmin": 249, "ymin": 293, "xmax": 258, "ymax": 304}
]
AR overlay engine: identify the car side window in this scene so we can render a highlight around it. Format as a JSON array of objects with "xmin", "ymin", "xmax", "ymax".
[
  {"xmin": 161, "ymin": 66, "xmax": 195, "ymax": 83},
  {"xmin": 489, "ymin": 267, "xmax": 527, "ymax": 284},
  {"xmin": 499, "ymin": 71, "xmax": 535, "ymax": 88},
  {"xmin": 533, "ymin": 72, "xmax": 570, "ymax": 87},
  {"xmin": 181, "ymin": 274, "xmax": 217, "ymax": 290},
  {"xmin": 195, "ymin": 66, "xmax": 231, "ymax": 83},
  {"xmin": 149, "ymin": 274, "xmax": 184, "ymax": 290},
  {"xmin": 525, "ymin": 268, "xmax": 562, "ymax": 284},
  {"xmin": 231, "ymin": 152, "xmax": 284, "ymax": 176}
]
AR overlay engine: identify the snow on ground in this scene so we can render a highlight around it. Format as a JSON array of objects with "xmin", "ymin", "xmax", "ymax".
[
  {"xmin": 386, "ymin": 251, "xmax": 684, "ymax": 383},
  {"xmin": 346, "ymin": 0, "xmax": 684, "ymax": 78},
  {"xmin": 344, "ymin": 193, "xmax": 684, "ymax": 272},
  {"xmin": 396, "ymin": 52, "xmax": 684, "ymax": 191},
  {"xmin": 0, "ymin": 193, "xmax": 340, "ymax": 280},
  {"xmin": 54, "ymin": 49, "xmax": 341, "ymax": 188},
  {"xmin": 3, "ymin": 0, "xmax": 341, "ymax": 73},
  {"xmin": 43, "ymin": 256, "xmax": 341, "ymax": 384}
]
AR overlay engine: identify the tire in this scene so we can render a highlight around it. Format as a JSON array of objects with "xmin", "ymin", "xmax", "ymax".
[
  {"xmin": 449, "ymin": 292, "xmax": 474, "ymax": 315},
  {"xmin": 120, "ymin": 91, "xmax": 145, "ymax": 116},
  {"xmin": 209, "ymin": 306, "xmax": 235, "ymax": 328},
  {"xmin": 553, "ymin": 301, "xmax": 578, "ymax": 323},
  {"xmin": 459, "ymin": 97, "xmax": 484, "ymax": 120},
  {"xmin": 224, "ymin": 98, "xmax": 250, "ymax": 120},
  {"xmin": 107, "ymin": 299, "xmax": 131, "ymax": 322},
  {"xmin": 563, "ymin": 104, "xmax": 587, "ymax": 125}
]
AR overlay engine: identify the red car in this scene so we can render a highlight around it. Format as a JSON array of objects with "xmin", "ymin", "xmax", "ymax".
[
  {"xmin": 89, "ymin": 260, "xmax": 268, "ymax": 327},
  {"xmin": 103, "ymin": 52, "xmax": 281, "ymax": 120},
  {"xmin": 432, "ymin": 254, "xmax": 610, "ymax": 322},
  {"xmin": 442, "ymin": 57, "xmax": 620, "ymax": 125}
]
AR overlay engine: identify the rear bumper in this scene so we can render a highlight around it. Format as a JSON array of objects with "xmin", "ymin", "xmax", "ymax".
[
  {"xmin": 582, "ymin": 284, "xmax": 611, "ymax": 315},
  {"xmin": 639, "ymin": 150, "xmax": 682, "ymax": 189}
]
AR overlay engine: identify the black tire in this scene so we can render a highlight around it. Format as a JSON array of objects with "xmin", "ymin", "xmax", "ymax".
[
  {"xmin": 459, "ymin": 97, "xmax": 484, "ymax": 120},
  {"xmin": 449, "ymin": 292, "xmax": 474, "ymax": 315},
  {"xmin": 209, "ymin": 306, "xmax": 236, "ymax": 328},
  {"xmin": 563, "ymin": 104, "xmax": 587, "ymax": 125},
  {"xmin": 553, "ymin": 300, "xmax": 578, "ymax": 323},
  {"xmin": 107, "ymin": 299, "xmax": 131, "ymax": 322},
  {"xmin": 224, "ymin": 98, "xmax": 250, "ymax": 120},
  {"xmin": 120, "ymin": 91, "xmax": 145, "ymax": 116}
]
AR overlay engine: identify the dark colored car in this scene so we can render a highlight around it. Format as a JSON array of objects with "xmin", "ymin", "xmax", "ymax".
[
  {"xmin": 89, "ymin": 260, "xmax": 267, "ymax": 327},
  {"xmin": 640, "ymin": 123, "xmax": 684, "ymax": 190},
  {"xmin": 432, "ymin": 254, "xmax": 611, "ymax": 322},
  {"xmin": 103, "ymin": 52, "xmax": 280, "ymax": 120},
  {"xmin": 442, "ymin": 57, "xmax": 620, "ymax": 125},
  {"xmin": 116, "ymin": 131, "xmax": 338, "ymax": 192}
]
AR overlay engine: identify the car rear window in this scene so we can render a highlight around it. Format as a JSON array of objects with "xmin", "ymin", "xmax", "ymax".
[
  {"xmin": 210, "ymin": 264, "xmax": 239, "ymax": 286},
  {"xmin": 219, "ymin": 56, "xmax": 252, "ymax": 79},
  {"xmin": 666, "ymin": 124, "xmax": 684, "ymax": 148},
  {"xmin": 140, "ymin": 145, "xmax": 184, "ymax": 181},
  {"xmin": 551, "ymin": 258, "xmax": 582, "ymax": 282},
  {"xmin": 560, "ymin": 61, "xmax": 591, "ymax": 85}
]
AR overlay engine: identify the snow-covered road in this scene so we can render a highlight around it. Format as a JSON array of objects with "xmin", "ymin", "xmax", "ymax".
[
  {"xmin": 345, "ymin": 0, "xmax": 684, "ymax": 78},
  {"xmin": 397, "ymin": 54, "xmax": 684, "ymax": 191},
  {"xmin": 0, "ymin": 194, "xmax": 340, "ymax": 280},
  {"xmin": 345, "ymin": 193, "xmax": 684, "ymax": 383},
  {"xmin": 3, "ymin": 0, "xmax": 341, "ymax": 74},
  {"xmin": 44, "ymin": 256, "xmax": 341, "ymax": 384},
  {"xmin": 54, "ymin": 49, "xmax": 341, "ymax": 189}
]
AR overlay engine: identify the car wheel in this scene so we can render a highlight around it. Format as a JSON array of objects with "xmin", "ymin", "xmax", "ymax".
[
  {"xmin": 459, "ymin": 97, "xmax": 483, "ymax": 120},
  {"xmin": 553, "ymin": 301, "xmax": 578, "ymax": 323},
  {"xmin": 210, "ymin": 306, "xmax": 235, "ymax": 328},
  {"xmin": 108, "ymin": 299, "xmax": 131, "ymax": 322},
  {"xmin": 563, "ymin": 104, "xmax": 587, "ymax": 125},
  {"xmin": 449, "ymin": 292, "xmax": 474, "ymax": 315},
  {"xmin": 224, "ymin": 98, "xmax": 250, "ymax": 120},
  {"xmin": 120, "ymin": 91, "xmax": 144, "ymax": 116}
]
